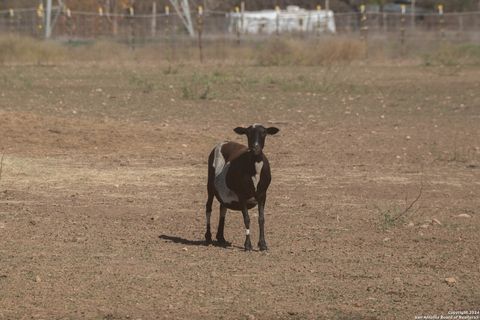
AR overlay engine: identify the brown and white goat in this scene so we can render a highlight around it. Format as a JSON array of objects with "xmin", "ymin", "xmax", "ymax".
[{"xmin": 205, "ymin": 124, "xmax": 279, "ymax": 251}]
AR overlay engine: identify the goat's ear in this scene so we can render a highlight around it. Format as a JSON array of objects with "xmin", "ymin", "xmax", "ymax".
[
  {"xmin": 266, "ymin": 127, "xmax": 279, "ymax": 135},
  {"xmin": 234, "ymin": 127, "xmax": 247, "ymax": 135}
]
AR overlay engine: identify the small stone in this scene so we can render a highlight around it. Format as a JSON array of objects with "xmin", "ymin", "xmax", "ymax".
[
  {"xmin": 406, "ymin": 135, "xmax": 411, "ymax": 140},
  {"xmin": 182, "ymin": 247, "xmax": 188, "ymax": 251},
  {"xmin": 35, "ymin": 275, "xmax": 41, "ymax": 282},
  {"xmin": 445, "ymin": 277, "xmax": 456, "ymax": 286},
  {"xmin": 406, "ymin": 222, "xmax": 415, "ymax": 227},
  {"xmin": 456, "ymin": 214, "xmax": 472, "ymax": 218},
  {"xmin": 420, "ymin": 224, "xmax": 429, "ymax": 229},
  {"xmin": 432, "ymin": 218, "xmax": 442, "ymax": 225},
  {"xmin": 383, "ymin": 237, "xmax": 391, "ymax": 242}
]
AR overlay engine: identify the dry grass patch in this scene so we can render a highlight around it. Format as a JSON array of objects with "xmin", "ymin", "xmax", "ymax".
[
  {"xmin": 0, "ymin": 34, "xmax": 66, "ymax": 65},
  {"xmin": 255, "ymin": 37, "xmax": 366, "ymax": 66}
]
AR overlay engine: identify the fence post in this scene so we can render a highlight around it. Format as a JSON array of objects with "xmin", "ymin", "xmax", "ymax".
[
  {"xmin": 240, "ymin": 1, "xmax": 245, "ymax": 36},
  {"xmin": 400, "ymin": 4, "xmax": 406, "ymax": 57},
  {"xmin": 112, "ymin": 3, "xmax": 118, "ymax": 36},
  {"xmin": 165, "ymin": 5, "xmax": 174, "ymax": 62},
  {"xmin": 37, "ymin": 2, "xmax": 44, "ymax": 37},
  {"xmin": 275, "ymin": 6, "xmax": 280, "ymax": 36},
  {"xmin": 129, "ymin": 6, "xmax": 135, "ymax": 49},
  {"xmin": 66, "ymin": 8, "xmax": 73, "ymax": 38},
  {"xmin": 235, "ymin": 6, "xmax": 241, "ymax": 44},
  {"xmin": 360, "ymin": 4, "xmax": 368, "ymax": 57},
  {"xmin": 45, "ymin": 0, "xmax": 52, "ymax": 38},
  {"xmin": 382, "ymin": 11, "xmax": 387, "ymax": 34},
  {"xmin": 411, "ymin": 0, "xmax": 416, "ymax": 30},
  {"xmin": 458, "ymin": 13, "xmax": 463, "ymax": 36},
  {"xmin": 197, "ymin": 5, "xmax": 204, "ymax": 63},
  {"xmin": 316, "ymin": 5, "xmax": 321, "ymax": 35},
  {"xmin": 438, "ymin": 4, "xmax": 445, "ymax": 41},
  {"xmin": 8, "ymin": 9, "xmax": 14, "ymax": 33},
  {"xmin": 151, "ymin": 2, "xmax": 157, "ymax": 38}
]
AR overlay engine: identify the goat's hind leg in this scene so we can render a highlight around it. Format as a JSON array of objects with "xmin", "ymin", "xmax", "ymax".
[
  {"xmin": 216, "ymin": 204, "xmax": 230, "ymax": 246},
  {"xmin": 205, "ymin": 151, "xmax": 215, "ymax": 245},
  {"xmin": 205, "ymin": 175, "xmax": 214, "ymax": 245},
  {"xmin": 205, "ymin": 193, "xmax": 213, "ymax": 245}
]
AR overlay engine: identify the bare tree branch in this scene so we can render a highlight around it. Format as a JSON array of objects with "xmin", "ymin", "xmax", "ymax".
[{"xmin": 393, "ymin": 178, "xmax": 423, "ymax": 221}]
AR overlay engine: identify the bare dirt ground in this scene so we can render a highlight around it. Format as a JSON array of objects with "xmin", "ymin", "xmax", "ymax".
[{"xmin": 0, "ymin": 63, "xmax": 479, "ymax": 319}]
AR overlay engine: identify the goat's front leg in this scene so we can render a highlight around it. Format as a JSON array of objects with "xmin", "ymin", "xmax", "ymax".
[
  {"xmin": 257, "ymin": 196, "xmax": 268, "ymax": 251},
  {"xmin": 241, "ymin": 204, "xmax": 253, "ymax": 251}
]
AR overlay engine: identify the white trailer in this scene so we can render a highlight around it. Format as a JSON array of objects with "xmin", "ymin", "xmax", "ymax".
[{"xmin": 229, "ymin": 6, "xmax": 336, "ymax": 35}]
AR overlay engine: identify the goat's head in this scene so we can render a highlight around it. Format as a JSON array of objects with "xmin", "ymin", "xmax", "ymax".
[{"xmin": 234, "ymin": 124, "xmax": 279, "ymax": 155}]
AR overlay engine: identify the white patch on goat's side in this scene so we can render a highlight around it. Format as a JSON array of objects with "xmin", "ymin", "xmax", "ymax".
[
  {"xmin": 213, "ymin": 142, "xmax": 227, "ymax": 176},
  {"xmin": 252, "ymin": 161, "xmax": 263, "ymax": 190},
  {"xmin": 246, "ymin": 229, "xmax": 250, "ymax": 235},
  {"xmin": 213, "ymin": 142, "xmax": 239, "ymax": 204}
]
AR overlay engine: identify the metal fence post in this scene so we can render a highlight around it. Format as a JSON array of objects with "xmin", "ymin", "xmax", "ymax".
[
  {"xmin": 45, "ymin": 0, "xmax": 52, "ymax": 38},
  {"xmin": 438, "ymin": 4, "xmax": 445, "ymax": 40},
  {"xmin": 150, "ymin": 2, "xmax": 156, "ymax": 38},
  {"xmin": 360, "ymin": 4, "xmax": 368, "ymax": 58},
  {"xmin": 197, "ymin": 5, "xmax": 204, "ymax": 63},
  {"xmin": 275, "ymin": 6, "xmax": 280, "ymax": 36},
  {"xmin": 400, "ymin": 4, "xmax": 406, "ymax": 56}
]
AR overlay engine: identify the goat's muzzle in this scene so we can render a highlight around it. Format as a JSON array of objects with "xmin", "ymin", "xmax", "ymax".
[{"xmin": 251, "ymin": 145, "xmax": 262, "ymax": 155}]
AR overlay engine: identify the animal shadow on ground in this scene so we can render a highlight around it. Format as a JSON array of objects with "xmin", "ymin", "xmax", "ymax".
[{"xmin": 159, "ymin": 235, "xmax": 244, "ymax": 250}]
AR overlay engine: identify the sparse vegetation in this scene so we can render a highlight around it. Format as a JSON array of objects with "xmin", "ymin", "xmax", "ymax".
[
  {"xmin": 128, "ymin": 73, "xmax": 155, "ymax": 94},
  {"xmin": 181, "ymin": 73, "xmax": 212, "ymax": 100},
  {"xmin": 255, "ymin": 37, "xmax": 366, "ymax": 66},
  {"xmin": 423, "ymin": 43, "xmax": 480, "ymax": 67},
  {"xmin": 0, "ymin": 35, "xmax": 65, "ymax": 65},
  {"xmin": 377, "ymin": 183, "xmax": 423, "ymax": 230},
  {"xmin": 2, "ymin": 34, "xmax": 480, "ymax": 68}
]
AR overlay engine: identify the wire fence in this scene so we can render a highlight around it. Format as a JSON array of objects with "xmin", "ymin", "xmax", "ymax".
[{"xmin": 1, "ymin": 7, "xmax": 480, "ymax": 44}]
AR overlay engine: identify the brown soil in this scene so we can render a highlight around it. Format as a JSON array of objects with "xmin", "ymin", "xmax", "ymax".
[{"xmin": 0, "ymin": 64, "xmax": 479, "ymax": 319}]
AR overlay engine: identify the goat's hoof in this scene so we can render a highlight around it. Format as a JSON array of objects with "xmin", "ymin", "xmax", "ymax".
[
  {"xmin": 258, "ymin": 242, "xmax": 268, "ymax": 251},
  {"xmin": 205, "ymin": 233, "xmax": 212, "ymax": 245},
  {"xmin": 216, "ymin": 237, "xmax": 230, "ymax": 247},
  {"xmin": 244, "ymin": 241, "xmax": 253, "ymax": 251}
]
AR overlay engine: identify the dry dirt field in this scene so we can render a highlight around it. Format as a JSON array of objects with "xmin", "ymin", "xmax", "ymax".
[{"xmin": 0, "ymin": 62, "xmax": 479, "ymax": 319}]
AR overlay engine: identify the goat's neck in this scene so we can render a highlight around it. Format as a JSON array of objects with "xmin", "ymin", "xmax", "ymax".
[{"xmin": 248, "ymin": 151, "xmax": 263, "ymax": 163}]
